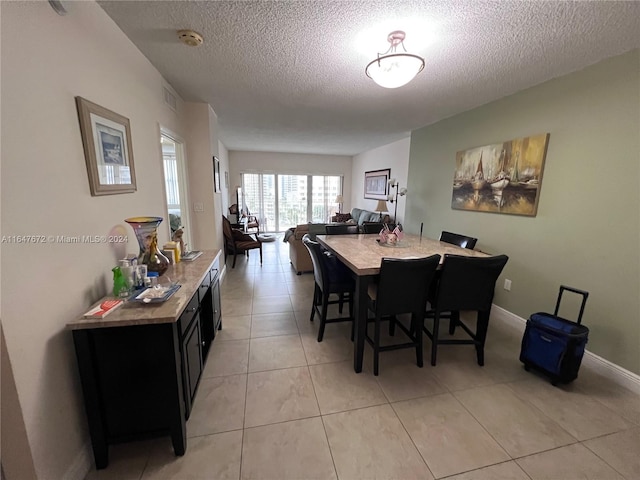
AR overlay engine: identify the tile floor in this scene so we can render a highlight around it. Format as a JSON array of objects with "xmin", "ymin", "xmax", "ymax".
[{"xmin": 87, "ymin": 236, "xmax": 640, "ymax": 480}]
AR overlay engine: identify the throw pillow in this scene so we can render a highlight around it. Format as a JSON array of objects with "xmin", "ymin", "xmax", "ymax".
[{"xmin": 334, "ymin": 213, "xmax": 352, "ymax": 223}]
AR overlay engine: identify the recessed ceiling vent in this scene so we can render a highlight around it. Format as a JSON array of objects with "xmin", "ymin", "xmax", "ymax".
[{"xmin": 177, "ymin": 30, "xmax": 204, "ymax": 47}]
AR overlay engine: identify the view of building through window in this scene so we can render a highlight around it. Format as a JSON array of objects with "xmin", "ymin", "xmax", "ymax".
[{"xmin": 241, "ymin": 173, "xmax": 342, "ymax": 232}]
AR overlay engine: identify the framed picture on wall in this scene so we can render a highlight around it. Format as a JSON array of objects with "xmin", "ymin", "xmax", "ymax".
[
  {"xmin": 451, "ymin": 133, "xmax": 549, "ymax": 216},
  {"xmin": 75, "ymin": 96, "xmax": 137, "ymax": 196},
  {"xmin": 364, "ymin": 169, "xmax": 390, "ymax": 199},
  {"xmin": 213, "ymin": 156, "xmax": 221, "ymax": 193}
]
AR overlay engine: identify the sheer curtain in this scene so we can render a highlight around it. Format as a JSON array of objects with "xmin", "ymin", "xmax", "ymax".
[{"xmin": 241, "ymin": 173, "xmax": 342, "ymax": 232}]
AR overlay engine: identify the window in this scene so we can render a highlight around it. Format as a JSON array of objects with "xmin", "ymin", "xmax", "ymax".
[{"xmin": 241, "ymin": 173, "xmax": 342, "ymax": 232}]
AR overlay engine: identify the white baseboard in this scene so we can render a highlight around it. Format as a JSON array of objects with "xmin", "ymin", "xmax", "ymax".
[
  {"xmin": 65, "ymin": 442, "xmax": 91, "ymax": 480},
  {"xmin": 491, "ymin": 305, "xmax": 640, "ymax": 395}
]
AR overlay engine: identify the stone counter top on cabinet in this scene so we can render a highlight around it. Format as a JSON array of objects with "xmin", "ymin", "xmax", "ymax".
[{"xmin": 66, "ymin": 250, "xmax": 221, "ymax": 330}]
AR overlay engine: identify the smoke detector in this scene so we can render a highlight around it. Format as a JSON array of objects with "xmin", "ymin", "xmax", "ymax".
[{"xmin": 177, "ymin": 30, "xmax": 204, "ymax": 47}]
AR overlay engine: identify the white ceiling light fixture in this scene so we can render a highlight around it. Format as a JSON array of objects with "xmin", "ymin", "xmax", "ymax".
[
  {"xmin": 365, "ymin": 30, "xmax": 424, "ymax": 89},
  {"xmin": 177, "ymin": 30, "xmax": 204, "ymax": 47}
]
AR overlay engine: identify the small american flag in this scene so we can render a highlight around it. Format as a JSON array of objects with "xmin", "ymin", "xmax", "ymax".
[{"xmin": 393, "ymin": 225, "xmax": 404, "ymax": 241}]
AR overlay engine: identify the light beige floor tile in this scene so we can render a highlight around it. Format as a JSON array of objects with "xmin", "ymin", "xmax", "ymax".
[
  {"xmin": 141, "ymin": 431, "xmax": 242, "ymax": 480},
  {"xmin": 241, "ymin": 417, "xmax": 336, "ymax": 480},
  {"xmin": 289, "ymin": 293, "xmax": 314, "ymax": 312},
  {"xmin": 425, "ymin": 346, "xmax": 500, "ymax": 391},
  {"xmin": 216, "ymin": 314, "xmax": 251, "ymax": 341},
  {"xmin": 85, "ymin": 440, "xmax": 152, "ymax": 480},
  {"xmin": 576, "ymin": 370, "xmax": 640, "ymax": 425},
  {"xmin": 188, "ymin": 375, "xmax": 246, "ymax": 437},
  {"xmin": 222, "ymin": 300, "xmax": 253, "ymax": 317},
  {"xmin": 244, "ymin": 366, "xmax": 319, "ymax": 428},
  {"xmin": 286, "ymin": 283, "xmax": 316, "ymax": 297},
  {"xmin": 248, "ymin": 335, "xmax": 307, "ymax": 372},
  {"xmin": 294, "ymin": 310, "xmax": 352, "ymax": 338},
  {"xmin": 323, "ymin": 404, "xmax": 433, "ymax": 480},
  {"xmin": 506, "ymin": 377, "xmax": 632, "ymax": 440},
  {"xmin": 250, "ymin": 312, "xmax": 298, "ymax": 338},
  {"xmin": 254, "ymin": 263, "xmax": 284, "ymax": 273},
  {"xmin": 202, "ymin": 340, "xmax": 249, "ymax": 377},
  {"xmin": 253, "ymin": 281, "xmax": 290, "ymax": 297},
  {"xmin": 583, "ymin": 427, "xmax": 640, "ymax": 479},
  {"xmin": 221, "ymin": 285, "xmax": 254, "ymax": 300},
  {"xmin": 516, "ymin": 443, "xmax": 624, "ymax": 479},
  {"xmin": 300, "ymin": 332, "xmax": 354, "ymax": 365},
  {"xmin": 455, "ymin": 384, "xmax": 576, "ymax": 457},
  {"xmin": 251, "ymin": 272, "xmax": 287, "ymax": 283},
  {"xmin": 309, "ymin": 361, "xmax": 387, "ymax": 414},
  {"xmin": 446, "ymin": 461, "xmax": 530, "ymax": 480},
  {"xmin": 373, "ymin": 349, "xmax": 446, "ymax": 402},
  {"xmin": 392, "ymin": 393, "xmax": 510, "ymax": 478},
  {"xmin": 251, "ymin": 295, "xmax": 292, "ymax": 314}
]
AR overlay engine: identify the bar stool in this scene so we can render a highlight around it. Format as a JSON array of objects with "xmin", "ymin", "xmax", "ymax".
[
  {"xmin": 424, "ymin": 254, "xmax": 508, "ymax": 366},
  {"xmin": 366, "ymin": 255, "xmax": 441, "ymax": 376},
  {"xmin": 302, "ymin": 235, "xmax": 355, "ymax": 342}
]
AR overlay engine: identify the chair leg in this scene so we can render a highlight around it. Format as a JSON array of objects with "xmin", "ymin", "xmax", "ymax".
[
  {"xmin": 232, "ymin": 253, "xmax": 237, "ymax": 268},
  {"xmin": 338, "ymin": 293, "xmax": 344, "ymax": 313},
  {"xmin": 414, "ymin": 313, "xmax": 424, "ymax": 368},
  {"xmin": 389, "ymin": 315, "xmax": 396, "ymax": 336},
  {"xmin": 317, "ymin": 293, "xmax": 329, "ymax": 342},
  {"xmin": 475, "ymin": 311, "xmax": 490, "ymax": 366},
  {"xmin": 259, "ymin": 246, "xmax": 263, "ymax": 264},
  {"xmin": 310, "ymin": 284, "xmax": 319, "ymax": 322},
  {"xmin": 449, "ymin": 311, "xmax": 460, "ymax": 334},
  {"xmin": 431, "ymin": 312, "xmax": 441, "ymax": 366}
]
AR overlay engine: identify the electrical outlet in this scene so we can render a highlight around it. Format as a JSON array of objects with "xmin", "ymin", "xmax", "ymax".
[
  {"xmin": 504, "ymin": 279, "xmax": 512, "ymax": 291},
  {"xmin": 193, "ymin": 202, "xmax": 204, "ymax": 212}
]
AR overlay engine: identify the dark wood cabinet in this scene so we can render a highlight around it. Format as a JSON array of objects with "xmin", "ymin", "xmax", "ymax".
[
  {"xmin": 68, "ymin": 251, "xmax": 222, "ymax": 470},
  {"xmin": 183, "ymin": 311, "xmax": 202, "ymax": 416}
]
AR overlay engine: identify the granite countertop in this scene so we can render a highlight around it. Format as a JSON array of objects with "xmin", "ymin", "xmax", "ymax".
[
  {"xmin": 66, "ymin": 250, "xmax": 221, "ymax": 330},
  {"xmin": 317, "ymin": 234, "xmax": 488, "ymax": 275}
]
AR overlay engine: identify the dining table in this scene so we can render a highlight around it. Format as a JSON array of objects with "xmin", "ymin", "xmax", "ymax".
[{"xmin": 316, "ymin": 233, "xmax": 489, "ymax": 373}]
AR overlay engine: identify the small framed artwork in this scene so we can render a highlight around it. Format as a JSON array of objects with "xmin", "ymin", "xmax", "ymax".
[
  {"xmin": 224, "ymin": 171, "xmax": 229, "ymax": 189},
  {"xmin": 364, "ymin": 169, "xmax": 391, "ymax": 199},
  {"xmin": 75, "ymin": 97, "xmax": 137, "ymax": 196},
  {"xmin": 213, "ymin": 156, "xmax": 221, "ymax": 192}
]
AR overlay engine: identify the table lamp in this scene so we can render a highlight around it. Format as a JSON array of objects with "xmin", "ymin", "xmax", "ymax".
[{"xmin": 375, "ymin": 199, "xmax": 389, "ymax": 220}]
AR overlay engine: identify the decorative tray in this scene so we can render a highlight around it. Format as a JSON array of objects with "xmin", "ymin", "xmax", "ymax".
[
  {"xmin": 129, "ymin": 284, "xmax": 181, "ymax": 304},
  {"xmin": 377, "ymin": 240, "xmax": 411, "ymax": 248}
]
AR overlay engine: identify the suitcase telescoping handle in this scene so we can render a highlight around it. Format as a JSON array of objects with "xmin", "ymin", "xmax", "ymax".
[{"xmin": 554, "ymin": 285, "xmax": 589, "ymax": 324}]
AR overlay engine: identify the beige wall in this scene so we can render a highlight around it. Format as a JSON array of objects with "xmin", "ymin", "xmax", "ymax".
[
  {"xmin": 406, "ymin": 50, "xmax": 640, "ymax": 374},
  {"xmin": 352, "ymin": 138, "xmax": 411, "ymax": 223},
  {"xmin": 183, "ymin": 103, "xmax": 222, "ymax": 252},
  {"xmin": 1, "ymin": 2, "xmax": 219, "ymax": 478}
]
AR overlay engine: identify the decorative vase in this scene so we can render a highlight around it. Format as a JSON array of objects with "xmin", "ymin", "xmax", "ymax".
[{"xmin": 125, "ymin": 216, "xmax": 170, "ymax": 276}]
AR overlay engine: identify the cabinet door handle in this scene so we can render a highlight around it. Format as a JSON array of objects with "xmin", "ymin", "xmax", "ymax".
[
  {"xmin": 186, "ymin": 307, "xmax": 197, "ymax": 313},
  {"xmin": 201, "ymin": 341, "xmax": 206, "ymax": 347}
]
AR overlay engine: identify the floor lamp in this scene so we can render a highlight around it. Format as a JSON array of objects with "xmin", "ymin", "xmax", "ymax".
[{"xmin": 387, "ymin": 179, "xmax": 407, "ymax": 223}]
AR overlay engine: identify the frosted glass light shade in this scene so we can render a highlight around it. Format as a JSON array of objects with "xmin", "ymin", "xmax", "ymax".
[{"xmin": 366, "ymin": 53, "xmax": 425, "ymax": 89}]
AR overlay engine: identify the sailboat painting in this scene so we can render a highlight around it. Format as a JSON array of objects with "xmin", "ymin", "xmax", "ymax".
[{"xmin": 451, "ymin": 133, "xmax": 550, "ymax": 216}]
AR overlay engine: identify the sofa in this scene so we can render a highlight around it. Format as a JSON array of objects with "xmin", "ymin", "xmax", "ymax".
[
  {"xmin": 286, "ymin": 207, "xmax": 390, "ymax": 274},
  {"xmin": 330, "ymin": 207, "xmax": 390, "ymax": 225}
]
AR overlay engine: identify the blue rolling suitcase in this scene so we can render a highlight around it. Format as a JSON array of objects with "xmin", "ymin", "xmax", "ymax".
[{"xmin": 520, "ymin": 285, "xmax": 589, "ymax": 385}]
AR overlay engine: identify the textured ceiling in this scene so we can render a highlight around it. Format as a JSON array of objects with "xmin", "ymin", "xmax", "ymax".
[{"xmin": 97, "ymin": 1, "xmax": 640, "ymax": 155}]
